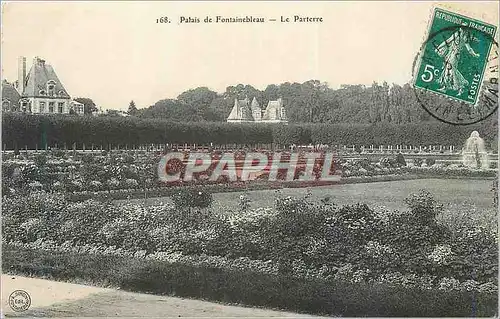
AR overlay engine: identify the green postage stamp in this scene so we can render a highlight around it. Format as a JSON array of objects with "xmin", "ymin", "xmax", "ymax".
[{"xmin": 414, "ymin": 8, "xmax": 497, "ymax": 106}]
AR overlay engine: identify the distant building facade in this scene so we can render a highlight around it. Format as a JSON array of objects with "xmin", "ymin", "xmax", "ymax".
[
  {"xmin": 227, "ymin": 97, "xmax": 287, "ymax": 123},
  {"xmin": 1, "ymin": 80, "xmax": 21, "ymax": 112},
  {"xmin": 2, "ymin": 56, "xmax": 84, "ymax": 115}
]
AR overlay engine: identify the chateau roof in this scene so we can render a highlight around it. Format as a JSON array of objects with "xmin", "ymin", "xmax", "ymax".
[
  {"xmin": 227, "ymin": 96, "xmax": 287, "ymax": 123},
  {"xmin": 250, "ymin": 97, "xmax": 260, "ymax": 110},
  {"xmin": 263, "ymin": 97, "xmax": 286, "ymax": 121},
  {"xmin": 227, "ymin": 97, "xmax": 254, "ymax": 121},
  {"xmin": 2, "ymin": 80, "xmax": 21, "ymax": 109},
  {"xmin": 22, "ymin": 57, "xmax": 70, "ymax": 98}
]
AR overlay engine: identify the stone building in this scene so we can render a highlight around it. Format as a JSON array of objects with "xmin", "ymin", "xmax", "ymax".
[
  {"xmin": 1, "ymin": 80, "xmax": 21, "ymax": 112},
  {"xmin": 2, "ymin": 56, "xmax": 84, "ymax": 115},
  {"xmin": 227, "ymin": 96, "xmax": 287, "ymax": 123}
]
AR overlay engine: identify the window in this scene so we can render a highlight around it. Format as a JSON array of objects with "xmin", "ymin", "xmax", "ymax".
[
  {"xmin": 47, "ymin": 81, "xmax": 56, "ymax": 96},
  {"xmin": 49, "ymin": 102, "xmax": 55, "ymax": 113},
  {"xmin": 39, "ymin": 101, "xmax": 46, "ymax": 113},
  {"xmin": 2, "ymin": 100, "xmax": 10, "ymax": 111},
  {"xmin": 280, "ymin": 108, "xmax": 286, "ymax": 119},
  {"xmin": 39, "ymin": 90, "xmax": 46, "ymax": 96},
  {"xmin": 58, "ymin": 102, "xmax": 64, "ymax": 113}
]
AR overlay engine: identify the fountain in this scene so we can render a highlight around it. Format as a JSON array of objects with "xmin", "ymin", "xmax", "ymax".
[{"xmin": 462, "ymin": 131, "xmax": 490, "ymax": 169}]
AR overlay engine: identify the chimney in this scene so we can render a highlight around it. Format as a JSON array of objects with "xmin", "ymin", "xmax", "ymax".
[
  {"xmin": 34, "ymin": 56, "xmax": 45, "ymax": 66},
  {"xmin": 17, "ymin": 56, "xmax": 26, "ymax": 94}
]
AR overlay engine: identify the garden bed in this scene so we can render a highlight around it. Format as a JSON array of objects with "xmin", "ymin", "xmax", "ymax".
[
  {"xmin": 2, "ymin": 244, "xmax": 497, "ymax": 317},
  {"xmin": 2, "ymin": 190, "xmax": 497, "ymax": 317},
  {"xmin": 64, "ymin": 173, "xmax": 496, "ymax": 202}
]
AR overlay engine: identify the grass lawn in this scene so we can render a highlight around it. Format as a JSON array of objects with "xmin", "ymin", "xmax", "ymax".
[{"xmin": 118, "ymin": 178, "xmax": 495, "ymax": 212}]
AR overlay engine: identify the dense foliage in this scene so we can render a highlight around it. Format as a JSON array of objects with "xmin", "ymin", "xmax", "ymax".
[
  {"xmin": 4, "ymin": 245, "xmax": 496, "ymax": 317},
  {"xmin": 171, "ymin": 188, "xmax": 213, "ymax": 209},
  {"xmin": 3, "ymin": 190, "xmax": 497, "ymax": 291},
  {"xmin": 2, "ymin": 113, "xmax": 497, "ymax": 150},
  {"xmin": 136, "ymin": 81, "xmax": 497, "ymax": 126}
]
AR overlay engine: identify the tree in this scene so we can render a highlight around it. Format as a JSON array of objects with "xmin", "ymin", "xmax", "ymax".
[
  {"xmin": 106, "ymin": 109, "xmax": 121, "ymax": 117},
  {"xmin": 177, "ymin": 87, "xmax": 217, "ymax": 109},
  {"xmin": 74, "ymin": 97, "xmax": 98, "ymax": 115},
  {"xmin": 128, "ymin": 100, "xmax": 138, "ymax": 116},
  {"xmin": 207, "ymin": 96, "xmax": 232, "ymax": 121}
]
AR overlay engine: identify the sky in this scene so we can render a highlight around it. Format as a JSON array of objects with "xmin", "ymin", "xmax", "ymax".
[{"xmin": 1, "ymin": 1, "xmax": 498, "ymax": 111}]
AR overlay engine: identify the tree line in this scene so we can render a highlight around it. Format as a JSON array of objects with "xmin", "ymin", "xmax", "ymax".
[
  {"xmin": 79, "ymin": 80, "xmax": 496, "ymax": 127},
  {"xmin": 127, "ymin": 80, "xmax": 443, "ymax": 123}
]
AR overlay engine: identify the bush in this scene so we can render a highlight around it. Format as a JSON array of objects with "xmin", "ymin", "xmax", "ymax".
[
  {"xmin": 34, "ymin": 153, "xmax": 48, "ymax": 167},
  {"xmin": 404, "ymin": 190, "xmax": 442, "ymax": 222},
  {"xmin": 2, "ymin": 189, "xmax": 497, "ymax": 315},
  {"xmin": 51, "ymin": 149, "xmax": 67, "ymax": 158},
  {"xmin": 413, "ymin": 158, "xmax": 423, "ymax": 167},
  {"xmin": 425, "ymin": 158, "xmax": 436, "ymax": 166},
  {"xmin": 172, "ymin": 188, "xmax": 213, "ymax": 209},
  {"xmin": 395, "ymin": 153, "xmax": 406, "ymax": 166},
  {"xmin": 2, "ymin": 245, "xmax": 497, "ymax": 317}
]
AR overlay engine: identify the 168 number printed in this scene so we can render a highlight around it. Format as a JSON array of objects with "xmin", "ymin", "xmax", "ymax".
[{"xmin": 157, "ymin": 17, "xmax": 171, "ymax": 23}]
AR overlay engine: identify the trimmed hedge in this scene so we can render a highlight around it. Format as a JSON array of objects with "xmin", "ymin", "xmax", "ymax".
[
  {"xmin": 2, "ymin": 113, "xmax": 497, "ymax": 150},
  {"xmin": 3, "ymin": 245, "xmax": 497, "ymax": 317}
]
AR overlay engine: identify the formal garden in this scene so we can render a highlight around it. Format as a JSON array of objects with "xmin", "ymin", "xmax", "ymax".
[
  {"xmin": 2, "ymin": 147, "xmax": 497, "ymax": 201},
  {"xmin": 2, "ymin": 113, "xmax": 498, "ymax": 316},
  {"xmin": 2, "ymin": 185, "xmax": 498, "ymax": 316}
]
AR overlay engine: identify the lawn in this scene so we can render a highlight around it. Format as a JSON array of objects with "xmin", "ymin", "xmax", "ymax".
[{"xmin": 118, "ymin": 178, "xmax": 496, "ymax": 212}]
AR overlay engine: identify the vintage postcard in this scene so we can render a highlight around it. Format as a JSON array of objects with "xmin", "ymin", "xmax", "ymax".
[{"xmin": 1, "ymin": 1, "xmax": 499, "ymax": 318}]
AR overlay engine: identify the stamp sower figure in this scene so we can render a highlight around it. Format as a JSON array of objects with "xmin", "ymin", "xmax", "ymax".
[{"xmin": 435, "ymin": 28, "xmax": 480, "ymax": 96}]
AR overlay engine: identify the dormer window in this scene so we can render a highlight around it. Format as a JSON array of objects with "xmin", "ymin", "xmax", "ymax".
[
  {"xmin": 47, "ymin": 80, "xmax": 56, "ymax": 96},
  {"xmin": 2, "ymin": 100, "xmax": 11, "ymax": 111},
  {"xmin": 39, "ymin": 90, "xmax": 46, "ymax": 95},
  {"xmin": 58, "ymin": 90, "xmax": 65, "ymax": 96}
]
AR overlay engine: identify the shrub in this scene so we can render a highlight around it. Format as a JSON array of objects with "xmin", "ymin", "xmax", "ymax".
[
  {"xmin": 51, "ymin": 149, "xmax": 67, "ymax": 158},
  {"xmin": 395, "ymin": 153, "xmax": 406, "ymax": 167},
  {"xmin": 404, "ymin": 190, "xmax": 443, "ymax": 222},
  {"xmin": 3, "ymin": 245, "xmax": 498, "ymax": 317},
  {"xmin": 2, "ymin": 188, "xmax": 497, "ymax": 314},
  {"xmin": 34, "ymin": 154, "xmax": 48, "ymax": 167},
  {"xmin": 425, "ymin": 158, "xmax": 436, "ymax": 166},
  {"xmin": 413, "ymin": 158, "xmax": 423, "ymax": 167},
  {"xmin": 172, "ymin": 188, "xmax": 213, "ymax": 209},
  {"xmin": 238, "ymin": 193, "xmax": 251, "ymax": 211}
]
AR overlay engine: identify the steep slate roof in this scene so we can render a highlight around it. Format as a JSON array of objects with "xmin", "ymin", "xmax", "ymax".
[
  {"xmin": 263, "ymin": 98, "xmax": 286, "ymax": 120},
  {"xmin": 250, "ymin": 97, "xmax": 260, "ymax": 110},
  {"xmin": 22, "ymin": 57, "xmax": 70, "ymax": 98},
  {"xmin": 2, "ymin": 80, "xmax": 21, "ymax": 110},
  {"xmin": 227, "ymin": 97, "xmax": 254, "ymax": 121}
]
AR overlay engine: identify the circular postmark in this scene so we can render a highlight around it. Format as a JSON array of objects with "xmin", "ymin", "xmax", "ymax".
[
  {"xmin": 8, "ymin": 290, "xmax": 31, "ymax": 312},
  {"xmin": 412, "ymin": 9, "xmax": 499, "ymax": 125}
]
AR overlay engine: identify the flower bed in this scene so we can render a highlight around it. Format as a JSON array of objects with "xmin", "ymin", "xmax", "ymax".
[
  {"xmin": 3, "ymin": 150, "xmax": 496, "ymax": 201},
  {"xmin": 3, "ymin": 243, "xmax": 496, "ymax": 317},
  {"xmin": 2, "ymin": 151, "xmax": 496, "ymax": 199},
  {"xmin": 2, "ymin": 190, "xmax": 497, "ymax": 316}
]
